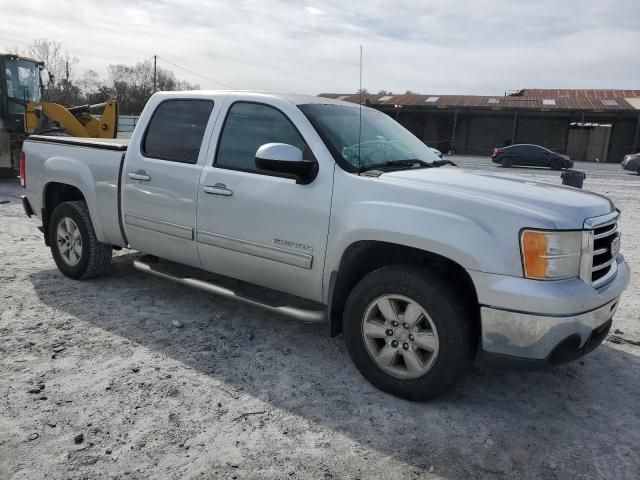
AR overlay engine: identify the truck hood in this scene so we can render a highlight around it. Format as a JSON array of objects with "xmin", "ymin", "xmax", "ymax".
[{"xmin": 381, "ymin": 167, "xmax": 614, "ymax": 229}]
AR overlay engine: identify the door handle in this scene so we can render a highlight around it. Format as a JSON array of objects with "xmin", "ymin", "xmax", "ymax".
[
  {"xmin": 128, "ymin": 171, "xmax": 151, "ymax": 181},
  {"xmin": 204, "ymin": 183, "xmax": 233, "ymax": 196}
]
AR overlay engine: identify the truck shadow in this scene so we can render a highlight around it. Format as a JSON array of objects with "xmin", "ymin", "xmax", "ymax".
[{"xmin": 29, "ymin": 253, "xmax": 640, "ymax": 479}]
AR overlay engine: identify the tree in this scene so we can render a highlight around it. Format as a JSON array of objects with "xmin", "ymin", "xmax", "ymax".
[
  {"xmin": 3, "ymin": 45, "xmax": 21, "ymax": 55},
  {"xmin": 107, "ymin": 60, "xmax": 199, "ymax": 114},
  {"xmin": 22, "ymin": 38, "xmax": 80, "ymax": 104},
  {"xmin": 24, "ymin": 38, "xmax": 79, "ymax": 84},
  {"xmin": 4, "ymin": 37, "xmax": 200, "ymax": 114},
  {"xmin": 79, "ymin": 70, "xmax": 102, "ymax": 93}
]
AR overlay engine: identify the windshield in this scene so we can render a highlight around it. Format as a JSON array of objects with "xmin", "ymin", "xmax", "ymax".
[
  {"xmin": 299, "ymin": 103, "xmax": 439, "ymax": 171},
  {"xmin": 5, "ymin": 58, "xmax": 41, "ymax": 105}
]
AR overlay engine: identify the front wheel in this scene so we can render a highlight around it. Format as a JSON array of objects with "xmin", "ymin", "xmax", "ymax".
[
  {"xmin": 343, "ymin": 265, "xmax": 474, "ymax": 401},
  {"xmin": 550, "ymin": 159, "xmax": 562, "ymax": 170},
  {"xmin": 500, "ymin": 157, "xmax": 512, "ymax": 168},
  {"xmin": 49, "ymin": 201, "xmax": 112, "ymax": 279}
]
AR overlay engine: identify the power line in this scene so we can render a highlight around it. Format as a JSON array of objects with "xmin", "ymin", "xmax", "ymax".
[{"xmin": 155, "ymin": 55, "xmax": 233, "ymax": 89}]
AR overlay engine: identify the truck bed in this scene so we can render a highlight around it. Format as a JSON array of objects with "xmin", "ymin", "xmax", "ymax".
[
  {"xmin": 23, "ymin": 135, "xmax": 128, "ymax": 248},
  {"xmin": 28, "ymin": 135, "xmax": 129, "ymax": 151}
]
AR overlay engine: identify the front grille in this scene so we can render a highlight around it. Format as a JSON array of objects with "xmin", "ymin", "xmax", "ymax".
[{"xmin": 591, "ymin": 218, "xmax": 619, "ymax": 284}]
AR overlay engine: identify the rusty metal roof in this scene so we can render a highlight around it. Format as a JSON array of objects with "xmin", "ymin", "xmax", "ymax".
[
  {"xmin": 319, "ymin": 89, "xmax": 640, "ymax": 112},
  {"xmin": 515, "ymin": 89, "xmax": 640, "ymax": 99}
]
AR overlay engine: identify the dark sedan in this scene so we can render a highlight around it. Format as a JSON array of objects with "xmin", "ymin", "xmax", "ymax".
[
  {"xmin": 621, "ymin": 153, "xmax": 640, "ymax": 174},
  {"xmin": 491, "ymin": 144, "xmax": 573, "ymax": 170}
]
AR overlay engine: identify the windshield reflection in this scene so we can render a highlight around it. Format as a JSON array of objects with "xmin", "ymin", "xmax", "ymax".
[{"xmin": 300, "ymin": 103, "xmax": 439, "ymax": 171}]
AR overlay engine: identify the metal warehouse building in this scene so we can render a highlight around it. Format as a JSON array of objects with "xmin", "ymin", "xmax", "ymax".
[{"xmin": 320, "ymin": 89, "xmax": 640, "ymax": 163}]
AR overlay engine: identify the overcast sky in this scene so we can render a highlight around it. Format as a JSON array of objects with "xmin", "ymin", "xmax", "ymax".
[{"xmin": 1, "ymin": 0, "xmax": 638, "ymax": 95}]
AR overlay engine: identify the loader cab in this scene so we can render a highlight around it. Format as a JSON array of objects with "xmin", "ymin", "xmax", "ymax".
[
  {"xmin": 0, "ymin": 54, "xmax": 44, "ymax": 171},
  {"xmin": 1, "ymin": 54, "xmax": 43, "ymax": 122}
]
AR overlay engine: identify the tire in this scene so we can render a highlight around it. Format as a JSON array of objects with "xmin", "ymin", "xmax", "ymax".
[
  {"xmin": 550, "ymin": 159, "xmax": 562, "ymax": 170},
  {"xmin": 343, "ymin": 265, "xmax": 474, "ymax": 401},
  {"xmin": 500, "ymin": 157, "xmax": 512, "ymax": 168},
  {"xmin": 637, "ymin": 166, "xmax": 640, "ymax": 176},
  {"xmin": 49, "ymin": 201, "xmax": 112, "ymax": 279}
]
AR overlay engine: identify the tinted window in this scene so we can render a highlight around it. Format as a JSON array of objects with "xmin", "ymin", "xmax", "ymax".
[
  {"xmin": 143, "ymin": 100, "xmax": 213, "ymax": 163},
  {"xmin": 216, "ymin": 102, "xmax": 311, "ymax": 172},
  {"xmin": 526, "ymin": 146, "xmax": 545, "ymax": 156},
  {"xmin": 509, "ymin": 145, "xmax": 538, "ymax": 155}
]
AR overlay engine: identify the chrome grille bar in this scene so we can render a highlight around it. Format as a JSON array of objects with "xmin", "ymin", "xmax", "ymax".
[
  {"xmin": 586, "ymin": 211, "xmax": 619, "ymax": 287},
  {"xmin": 594, "ymin": 225, "xmax": 617, "ymax": 240},
  {"xmin": 592, "ymin": 257, "xmax": 615, "ymax": 273}
]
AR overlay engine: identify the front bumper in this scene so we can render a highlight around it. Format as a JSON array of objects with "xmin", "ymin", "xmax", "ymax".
[{"xmin": 472, "ymin": 256, "xmax": 630, "ymax": 368}]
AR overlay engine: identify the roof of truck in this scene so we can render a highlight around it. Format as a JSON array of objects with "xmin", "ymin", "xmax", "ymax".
[{"xmin": 154, "ymin": 90, "xmax": 360, "ymax": 108}]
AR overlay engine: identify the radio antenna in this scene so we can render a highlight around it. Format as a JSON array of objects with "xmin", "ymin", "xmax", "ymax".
[{"xmin": 358, "ymin": 45, "xmax": 363, "ymax": 172}]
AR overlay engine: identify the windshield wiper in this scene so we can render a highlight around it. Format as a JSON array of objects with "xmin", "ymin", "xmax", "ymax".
[{"xmin": 358, "ymin": 159, "xmax": 432, "ymax": 173}]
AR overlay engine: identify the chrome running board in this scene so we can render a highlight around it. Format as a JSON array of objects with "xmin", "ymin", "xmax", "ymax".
[{"xmin": 133, "ymin": 259, "xmax": 326, "ymax": 323}]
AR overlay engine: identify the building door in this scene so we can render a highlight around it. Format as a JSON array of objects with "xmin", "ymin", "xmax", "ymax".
[{"xmin": 566, "ymin": 125, "xmax": 611, "ymax": 162}]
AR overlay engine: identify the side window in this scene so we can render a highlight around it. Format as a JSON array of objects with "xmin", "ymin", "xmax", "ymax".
[
  {"xmin": 511, "ymin": 146, "xmax": 524, "ymax": 155},
  {"xmin": 216, "ymin": 102, "xmax": 312, "ymax": 173},
  {"xmin": 529, "ymin": 146, "xmax": 543, "ymax": 156},
  {"xmin": 143, "ymin": 100, "xmax": 213, "ymax": 164}
]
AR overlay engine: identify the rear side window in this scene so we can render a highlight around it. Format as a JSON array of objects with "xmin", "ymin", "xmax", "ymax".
[
  {"xmin": 215, "ymin": 102, "xmax": 312, "ymax": 173},
  {"xmin": 143, "ymin": 100, "xmax": 213, "ymax": 164}
]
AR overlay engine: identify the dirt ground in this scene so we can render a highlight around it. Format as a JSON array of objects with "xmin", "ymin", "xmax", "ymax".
[{"xmin": 1, "ymin": 158, "xmax": 639, "ymax": 480}]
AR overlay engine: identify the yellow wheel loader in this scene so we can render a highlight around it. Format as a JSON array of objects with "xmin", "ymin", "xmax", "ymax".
[{"xmin": 0, "ymin": 53, "xmax": 118, "ymax": 175}]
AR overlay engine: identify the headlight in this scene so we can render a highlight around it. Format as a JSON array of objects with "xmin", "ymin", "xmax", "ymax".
[{"xmin": 520, "ymin": 230, "xmax": 582, "ymax": 280}]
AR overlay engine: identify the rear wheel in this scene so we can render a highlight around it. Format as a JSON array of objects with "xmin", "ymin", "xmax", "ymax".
[
  {"xmin": 49, "ymin": 201, "xmax": 112, "ymax": 279},
  {"xmin": 343, "ymin": 265, "xmax": 473, "ymax": 401},
  {"xmin": 500, "ymin": 157, "xmax": 512, "ymax": 168},
  {"xmin": 550, "ymin": 158, "xmax": 562, "ymax": 170}
]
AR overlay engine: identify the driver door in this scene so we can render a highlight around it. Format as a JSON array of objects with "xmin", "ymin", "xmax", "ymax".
[{"xmin": 195, "ymin": 97, "xmax": 333, "ymax": 302}]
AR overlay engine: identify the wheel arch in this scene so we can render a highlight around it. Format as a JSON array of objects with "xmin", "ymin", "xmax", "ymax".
[
  {"xmin": 327, "ymin": 240, "xmax": 480, "ymax": 341},
  {"xmin": 42, "ymin": 182, "xmax": 87, "ymax": 245}
]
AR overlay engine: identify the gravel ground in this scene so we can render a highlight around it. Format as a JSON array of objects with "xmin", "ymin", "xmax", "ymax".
[{"xmin": 1, "ymin": 157, "xmax": 639, "ymax": 479}]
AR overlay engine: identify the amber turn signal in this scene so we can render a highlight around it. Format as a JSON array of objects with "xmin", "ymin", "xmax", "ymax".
[{"xmin": 521, "ymin": 230, "xmax": 548, "ymax": 279}]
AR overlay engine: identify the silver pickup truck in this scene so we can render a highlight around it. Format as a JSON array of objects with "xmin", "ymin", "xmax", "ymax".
[{"xmin": 20, "ymin": 91, "xmax": 630, "ymax": 400}]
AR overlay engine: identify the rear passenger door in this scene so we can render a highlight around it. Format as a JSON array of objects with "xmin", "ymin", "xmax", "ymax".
[{"xmin": 122, "ymin": 98, "xmax": 219, "ymax": 268}]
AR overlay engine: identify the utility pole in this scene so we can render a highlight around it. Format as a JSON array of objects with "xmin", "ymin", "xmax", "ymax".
[
  {"xmin": 153, "ymin": 55, "xmax": 157, "ymax": 92},
  {"xmin": 65, "ymin": 59, "xmax": 70, "ymax": 104}
]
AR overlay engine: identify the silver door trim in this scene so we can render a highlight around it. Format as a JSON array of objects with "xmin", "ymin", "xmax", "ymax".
[
  {"xmin": 197, "ymin": 230, "xmax": 313, "ymax": 269},
  {"xmin": 125, "ymin": 213, "xmax": 194, "ymax": 240}
]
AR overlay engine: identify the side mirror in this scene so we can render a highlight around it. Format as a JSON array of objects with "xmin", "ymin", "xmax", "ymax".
[
  {"xmin": 40, "ymin": 69, "xmax": 54, "ymax": 87},
  {"xmin": 255, "ymin": 143, "xmax": 316, "ymax": 184}
]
